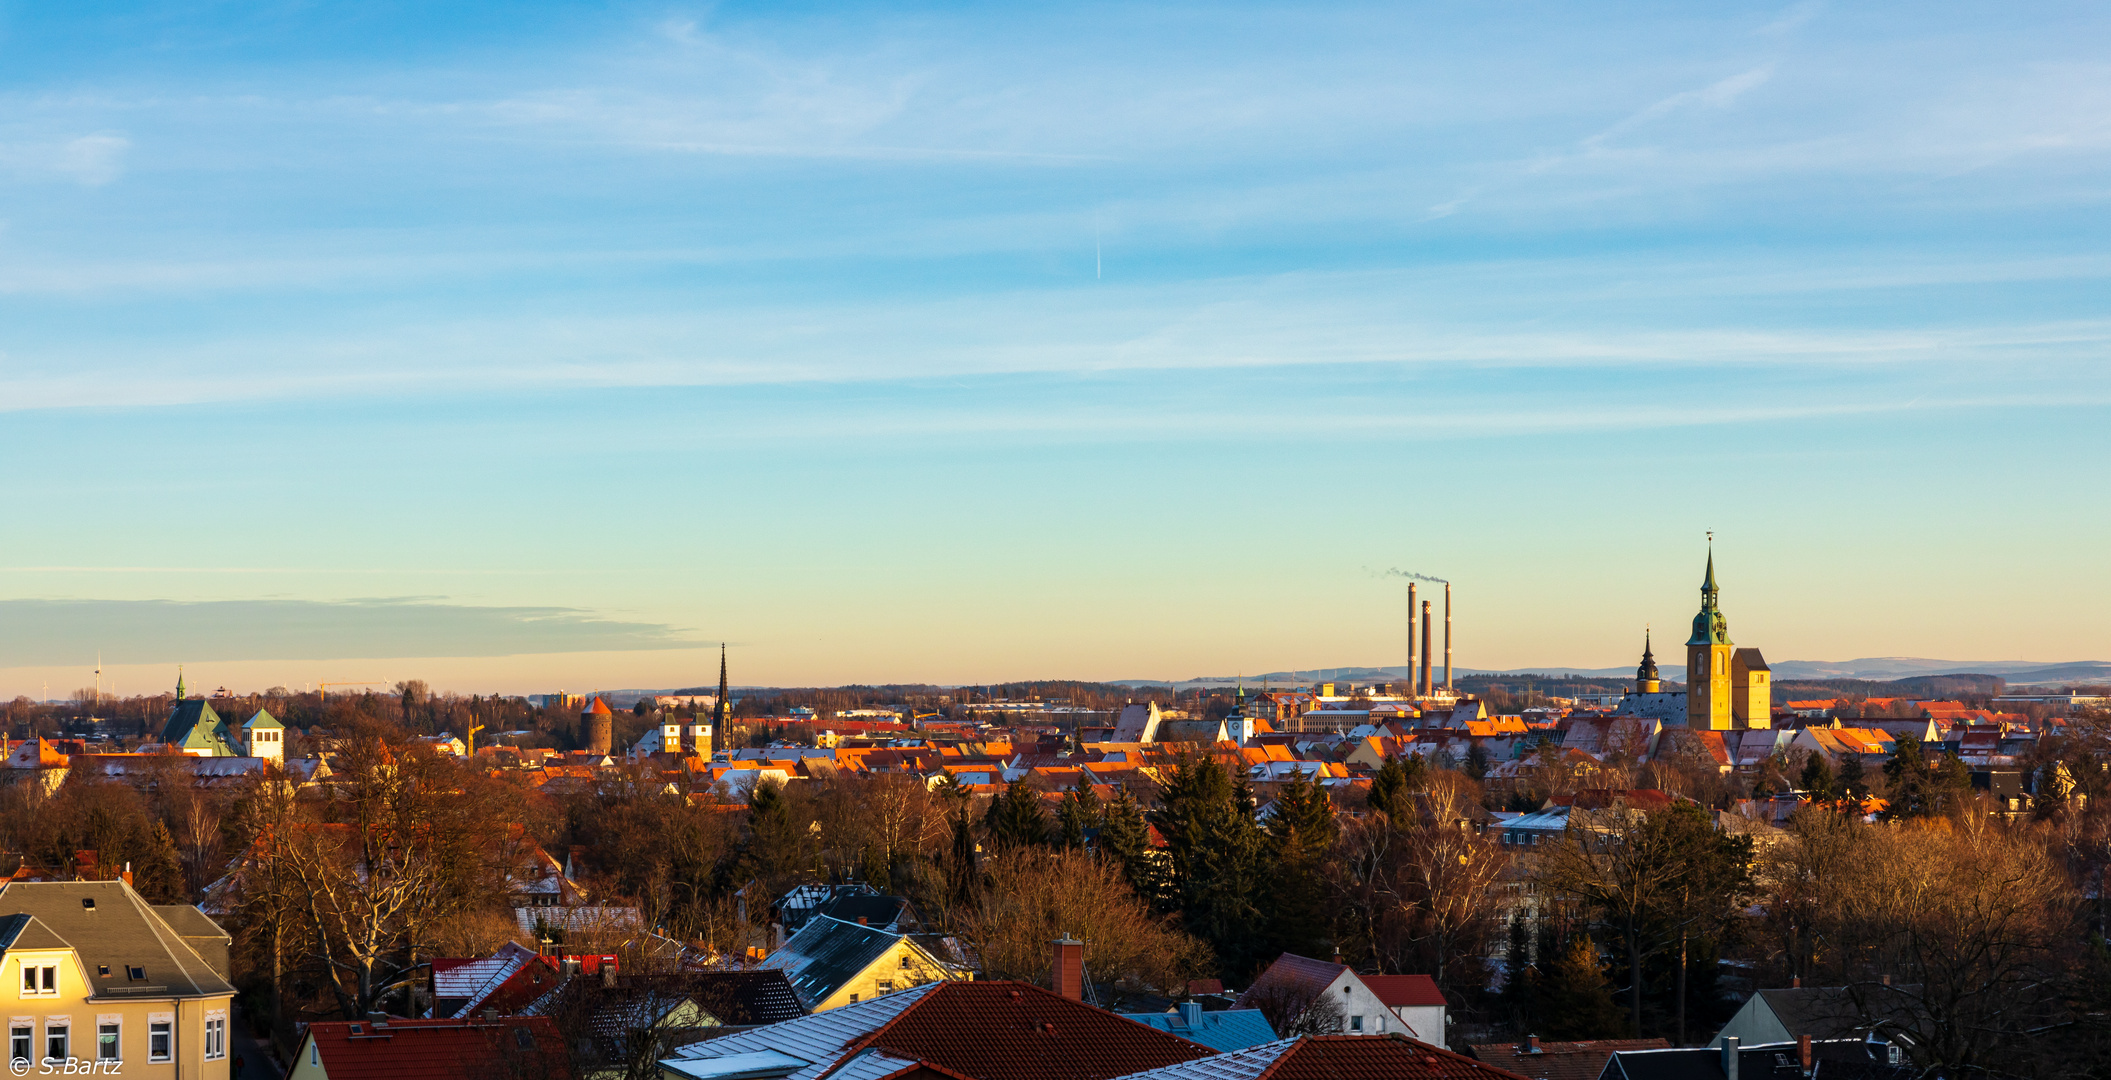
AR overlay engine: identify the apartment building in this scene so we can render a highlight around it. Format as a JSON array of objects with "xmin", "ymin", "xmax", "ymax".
[{"xmin": 0, "ymin": 879, "xmax": 236, "ymax": 1079}]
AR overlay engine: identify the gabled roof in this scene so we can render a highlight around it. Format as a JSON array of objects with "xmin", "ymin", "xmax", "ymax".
[
  {"xmin": 758, "ymin": 915, "xmax": 942, "ymax": 1008},
  {"xmin": 665, "ymin": 981, "xmax": 1213, "ymax": 1080},
  {"xmin": 1468, "ymin": 1039, "xmax": 1668, "ymax": 1080},
  {"xmin": 1362, "ymin": 974, "xmax": 1446, "ymax": 1008},
  {"xmin": 683, "ymin": 971, "xmax": 807, "ymax": 1026},
  {"xmin": 0, "ymin": 913, "xmax": 71, "ymax": 953},
  {"xmin": 1234, "ymin": 953, "xmax": 1346, "ymax": 1012},
  {"xmin": 301, "ymin": 1016, "xmax": 570, "ymax": 1080},
  {"xmin": 161, "ymin": 699, "xmax": 236, "ymax": 755},
  {"xmin": 0, "ymin": 879, "xmax": 234, "ymax": 998},
  {"xmin": 1110, "ymin": 1034, "xmax": 1532, "ymax": 1080}
]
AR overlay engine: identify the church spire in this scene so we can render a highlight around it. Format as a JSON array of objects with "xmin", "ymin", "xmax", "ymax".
[
  {"xmin": 175, "ymin": 665, "xmax": 186, "ymax": 701},
  {"xmin": 1635, "ymin": 629, "xmax": 1661, "ymax": 693},
  {"xmin": 713, "ymin": 644, "xmax": 729, "ymax": 725}
]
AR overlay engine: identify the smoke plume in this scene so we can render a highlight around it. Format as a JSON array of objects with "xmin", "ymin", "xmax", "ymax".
[{"xmin": 1381, "ymin": 568, "xmax": 1448, "ymax": 584}]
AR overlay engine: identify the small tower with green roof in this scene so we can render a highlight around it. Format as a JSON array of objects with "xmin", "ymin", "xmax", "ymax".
[{"xmin": 244, "ymin": 709, "xmax": 285, "ymax": 764}]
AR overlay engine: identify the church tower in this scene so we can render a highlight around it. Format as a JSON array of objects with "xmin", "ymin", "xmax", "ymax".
[
  {"xmin": 1634, "ymin": 630, "xmax": 1661, "ymax": 694},
  {"xmin": 1685, "ymin": 549, "xmax": 1735, "ymax": 730}
]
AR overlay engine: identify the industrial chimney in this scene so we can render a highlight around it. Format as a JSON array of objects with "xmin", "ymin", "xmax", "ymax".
[
  {"xmin": 1406, "ymin": 583, "xmax": 1418, "ymax": 693},
  {"xmin": 1051, "ymin": 935, "xmax": 1085, "ymax": 1001},
  {"xmin": 1419, "ymin": 601, "xmax": 1433, "ymax": 697},
  {"xmin": 1444, "ymin": 581, "xmax": 1454, "ymax": 691}
]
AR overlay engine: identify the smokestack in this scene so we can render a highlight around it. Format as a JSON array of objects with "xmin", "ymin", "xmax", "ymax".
[
  {"xmin": 1051, "ymin": 935, "xmax": 1085, "ymax": 1001},
  {"xmin": 1419, "ymin": 602, "xmax": 1433, "ymax": 697},
  {"xmin": 1406, "ymin": 583, "xmax": 1417, "ymax": 693},
  {"xmin": 1444, "ymin": 581, "xmax": 1453, "ymax": 691}
]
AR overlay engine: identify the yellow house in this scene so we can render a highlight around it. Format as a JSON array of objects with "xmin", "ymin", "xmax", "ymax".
[
  {"xmin": 0, "ymin": 880, "xmax": 236, "ymax": 1080},
  {"xmin": 756, "ymin": 915, "xmax": 963, "ymax": 1011}
]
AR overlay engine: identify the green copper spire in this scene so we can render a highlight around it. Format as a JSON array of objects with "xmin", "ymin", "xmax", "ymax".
[
  {"xmin": 1687, "ymin": 545, "xmax": 1731, "ymax": 646},
  {"xmin": 175, "ymin": 665, "xmax": 186, "ymax": 701}
]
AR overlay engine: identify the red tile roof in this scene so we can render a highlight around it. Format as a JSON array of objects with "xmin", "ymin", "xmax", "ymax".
[
  {"xmin": 301, "ymin": 1017, "xmax": 570, "ymax": 1080},
  {"xmin": 1362, "ymin": 974, "xmax": 1446, "ymax": 1008},
  {"xmin": 849, "ymin": 980, "xmax": 1211, "ymax": 1080}
]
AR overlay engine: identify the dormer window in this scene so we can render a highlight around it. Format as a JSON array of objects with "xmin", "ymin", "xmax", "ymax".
[
  {"xmin": 128, "ymin": 967, "xmax": 145, "ymax": 981},
  {"xmin": 97, "ymin": 966, "xmax": 110, "ymax": 978}
]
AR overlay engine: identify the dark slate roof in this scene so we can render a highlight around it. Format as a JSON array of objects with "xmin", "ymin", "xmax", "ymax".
[
  {"xmin": 151, "ymin": 904, "xmax": 232, "ymax": 943},
  {"xmin": 1755, "ymin": 986, "xmax": 1916, "ymax": 1040},
  {"xmin": 0, "ymin": 879, "xmax": 235, "ymax": 998},
  {"xmin": 1600, "ymin": 1041, "xmax": 1907, "ymax": 1080},
  {"xmin": 758, "ymin": 915, "xmax": 922, "ymax": 1008},
  {"xmin": 1470, "ymin": 1039, "xmax": 1669, "ymax": 1080},
  {"xmin": 0, "ymin": 913, "xmax": 72, "ymax": 953},
  {"xmin": 1734, "ymin": 649, "xmax": 1771, "ymax": 672},
  {"xmin": 689, "ymin": 971, "xmax": 807, "ymax": 1026},
  {"xmin": 816, "ymin": 893, "xmax": 924, "ymax": 933}
]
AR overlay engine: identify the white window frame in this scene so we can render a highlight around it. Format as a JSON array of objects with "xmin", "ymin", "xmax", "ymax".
[
  {"xmin": 10, "ymin": 1018, "xmax": 31, "ymax": 1065},
  {"xmin": 204, "ymin": 1012, "xmax": 228, "ymax": 1061},
  {"xmin": 20, "ymin": 964, "xmax": 57, "ymax": 998},
  {"xmin": 96, "ymin": 1016, "xmax": 121, "ymax": 1062},
  {"xmin": 43, "ymin": 1018, "xmax": 68, "ymax": 1064},
  {"xmin": 147, "ymin": 1014, "xmax": 173, "ymax": 1064}
]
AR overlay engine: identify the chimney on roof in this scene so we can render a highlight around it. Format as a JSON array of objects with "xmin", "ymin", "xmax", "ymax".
[
  {"xmin": 1177, "ymin": 1001, "xmax": 1202, "ymax": 1029},
  {"xmin": 121, "ymin": 861, "xmax": 133, "ymax": 888},
  {"xmin": 1051, "ymin": 935, "xmax": 1085, "ymax": 1001},
  {"xmin": 1798, "ymin": 1035, "xmax": 1813, "ymax": 1074},
  {"xmin": 1791, "ymin": 975, "xmax": 1800, "ymax": 988},
  {"xmin": 1526, "ymin": 1035, "xmax": 1541, "ymax": 1054},
  {"xmin": 1721, "ymin": 1036, "xmax": 1739, "ymax": 1080}
]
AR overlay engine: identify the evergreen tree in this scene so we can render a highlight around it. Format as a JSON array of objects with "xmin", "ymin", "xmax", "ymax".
[
  {"xmin": 1097, "ymin": 785, "xmax": 1157, "ymax": 898},
  {"xmin": 1541, "ymin": 934, "xmax": 1628, "ymax": 1039},
  {"xmin": 1152, "ymin": 755, "xmax": 1268, "ymax": 979},
  {"xmin": 743, "ymin": 778, "xmax": 802, "ymax": 880},
  {"xmin": 1799, "ymin": 753, "xmax": 1837, "ymax": 799},
  {"xmin": 1464, "ymin": 742, "xmax": 1491, "ymax": 782},
  {"xmin": 1882, "ymin": 737, "xmax": 1973, "ymax": 820},
  {"xmin": 1263, "ymin": 768, "xmax": 1337, "ymax": 960},
  {"xmin": 1837, "ymin": 752, "xmax": 1867, "ymax": 800},
  {"xmin": 1368, "ymin": 754, "xmax": 1428, "ymax": 821},
  {"xmin": 1056, "ymin": 776, "xmax": 1103, "ymax": 850},
  {"xmin": 985, "ymin": 778, "xmax": 1051, "ymax": 849},
  {"xmin": 1499, "ymin": 919, "xmax": 1542, "ymax": 1032}
]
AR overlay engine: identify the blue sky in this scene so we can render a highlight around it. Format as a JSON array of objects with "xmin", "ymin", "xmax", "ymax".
[{"xmin": 2, "ymin": 1, "xmax": 2107, "ymax": 696}]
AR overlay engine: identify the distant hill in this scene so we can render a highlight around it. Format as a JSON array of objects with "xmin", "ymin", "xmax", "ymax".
[{"xmin": 1118, "ymin": 658, "xmax": 2111, "ymax": 690}]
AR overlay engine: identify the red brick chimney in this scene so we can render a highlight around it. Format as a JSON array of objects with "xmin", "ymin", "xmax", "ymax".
[
  {"xmin": 1051, "ymin": 935, "xmax": 1084, "ymax": 1001},
  {"xmin": 1798, "ymin": 1035, "xmax": 1813, "ymax": 1073}
]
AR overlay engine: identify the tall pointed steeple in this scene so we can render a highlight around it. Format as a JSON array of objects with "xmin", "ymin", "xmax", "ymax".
[
  {"xmin": 713, "ymin": 644, "xmax": 729, "ymax": 725},
  {"xmin": 1635, "ymin": 629, "xmax": 1660, "ymax": 693},
  {"xmin": 175, "ymin": 665, "xmax": 186, "ymax": 701}
]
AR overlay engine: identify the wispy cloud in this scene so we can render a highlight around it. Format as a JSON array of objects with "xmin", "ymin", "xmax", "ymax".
[{"xmin": 0, "ymin": 597, "xmax": 701, "ymax": 666}]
